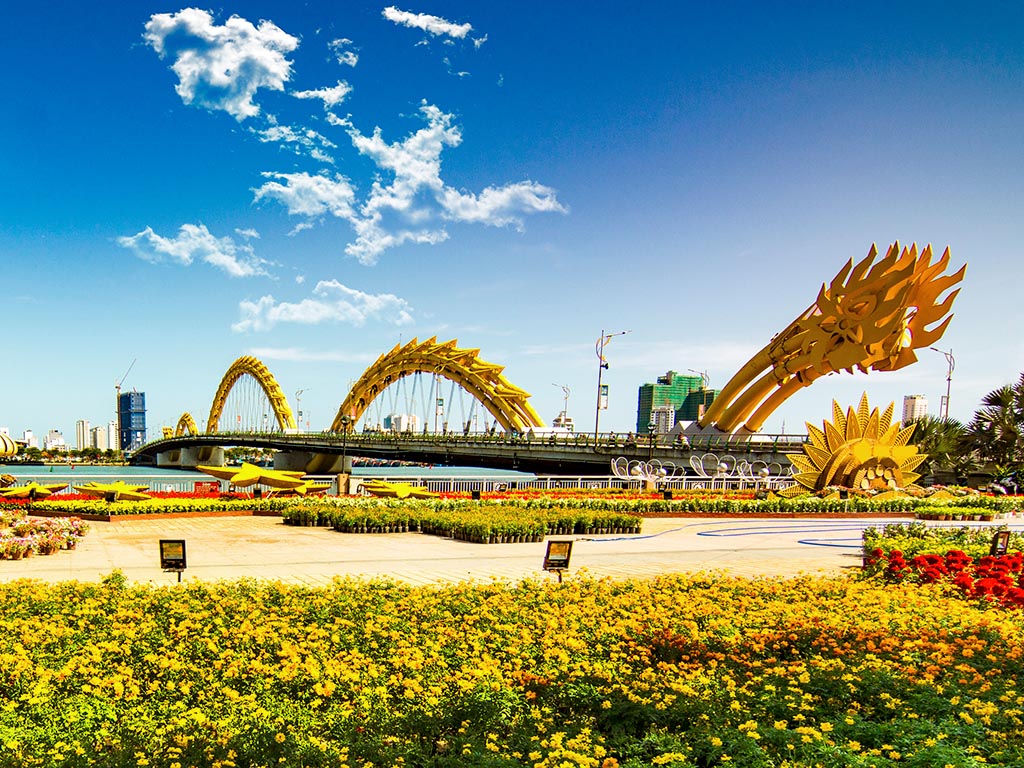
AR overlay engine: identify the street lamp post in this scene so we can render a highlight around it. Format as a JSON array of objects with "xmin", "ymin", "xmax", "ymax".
[
  {"xmin": 648, "ymin": 420, "xmax": 657, "ymax": 462},
  {"xmin": 295, "ymin": 389, "xmax": 308, "ymax": 432},
  {"xmin": 594, "ymin": 329, "xmax": 631, "ymax": 442},
  {"xmin": 929, "ymin": 347, "xmax": 954, "ymax": 420},
  {"xmin": 339, "ymin": 415, "xmax": 353, "ymax": 476}
]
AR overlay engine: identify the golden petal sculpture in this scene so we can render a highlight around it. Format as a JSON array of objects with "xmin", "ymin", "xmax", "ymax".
[
  {"xmin": 779, "ymin": 393, "xmax": 926, "ymax": 498},
  {"xmin": 699, "ymin": 242, "xmax": 965, "ymax": 434},
  {"xmin": 73, "ymin": 481, "xmax": 153, "ymax": 501},
  {"xmin": 361, "ymin": 479, "xmax": 439, "ymax": 500},
  {"xmin": 0, "ymin": 482, "xmax": 68, "ymax": 500},
  {"xmin": 0, "ymin": 433, "xmax": 18, "ymax": 458},
  {"xmin": 197, "ymin": 462, "xmax": 311, "ymax": 493}
]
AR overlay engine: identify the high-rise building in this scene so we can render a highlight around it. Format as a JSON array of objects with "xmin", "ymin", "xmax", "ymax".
[
  {"xmin": 44, "ymin": 430, "xmax": 66, "ymax": 451},
  {"xmin": 75, "ymin": 419, "xmax": 91, "ymax": 451},
  {"xmin": 91, "ymin": 425, "xmax": 109, "ymax": 451},
  {"xmin": 22, "ymin": 430, "xmax": 37, "ymax": 449},
  {"xmin": 902, "ymin": 395, "xmax": 928, "ymax": 425},
  {"xmin": 118, "ymin": 391, "xmax": 147, "ymax": 451},
  {"xmin": 384, "ymin": 413, "xmax": 420, "ymax": 432},
  {"xmin": 649, "ymin": 405, "xmax": 676, "ymax": 434},
  {"xmin": 107, "ymin": 421, "xmax": 118, "ymax": 450},
  {"xmin": 636, "ymin": 371, "xmax": 720, "ymax": 432}
]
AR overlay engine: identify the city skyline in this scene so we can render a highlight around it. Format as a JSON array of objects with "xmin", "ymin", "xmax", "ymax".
[{"xmin": 4, "ymin": 2, "xmax": 1022, "ymax": 442}]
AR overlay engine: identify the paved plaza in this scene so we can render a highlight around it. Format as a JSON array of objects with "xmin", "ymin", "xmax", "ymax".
[{"xmin": 0, "ymin": 515, "xmax": 893, "ymax": 586}]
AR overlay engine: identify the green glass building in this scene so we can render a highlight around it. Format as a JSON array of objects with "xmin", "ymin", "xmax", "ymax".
[{"xmin": 636, "ymin": 371, "xmax": 720, "ymax": 432}]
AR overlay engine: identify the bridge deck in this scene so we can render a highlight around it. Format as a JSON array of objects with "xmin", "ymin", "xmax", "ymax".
[{"xmin": 134, "ymin": 431, "xmax": 806, "ymax": 474}]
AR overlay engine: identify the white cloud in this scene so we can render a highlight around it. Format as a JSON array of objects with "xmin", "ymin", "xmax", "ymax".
[
  {"xmin": 328, "ymin": 38, "xmax": 359, "ymax": 67},
  {"xmin": 233, "ymin": 280, "xmax": 414, "ymax": 332},
  {"xmin": 292, "ymin": 81, "xmax": 353, "ymax": 108},
  {"xmin": 382, "ymin": 6, "xmax": 472, "ymax": 39},
  {"xmin": 251, "ymin": 119, "xmax": 337, "ymax": 162},
  {"xmin": 253, "ymin": 171, "xmax": 356, "ymax": 218},
  {"xmin": 235, "ymin": 227, "xmax": 260, "ymax": 239},
  {"xmin": 441, "ymin": 182, "xmax": 566, "ymax": 226},
  {"xmin": 117, "ymin": 223, "xmax": 269, "ymax": 278},
  {"xmin": 473, "ymin": 34, "xmax": 488, "ymax": 49},
  {"xmin": 143, "ymin": 8, "xmax": 298, "ymax": 121},
  {"xmin": 253, "ymin": 103, "xmax": 566, "ymax": 264}
]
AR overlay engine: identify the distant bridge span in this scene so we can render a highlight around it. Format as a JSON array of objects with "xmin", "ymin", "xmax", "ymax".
[
  {"xmin": 132, "ymin": 431, "xmax": 805, "ymax": 476},
  {"xmin": 133, "ymin": 336, "xmax": 805, "ymax": 474}
]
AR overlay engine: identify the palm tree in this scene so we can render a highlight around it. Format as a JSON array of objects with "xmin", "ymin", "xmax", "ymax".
[
  {"xmin": 964, "ymin": 372, "xmax": 1024, "ymax": 487},
  {"xmin": 907, "ymin": 415, "xmax": 975, "ymax": 483}
]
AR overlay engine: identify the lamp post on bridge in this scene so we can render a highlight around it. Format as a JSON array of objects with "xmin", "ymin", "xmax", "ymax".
[
  {"xmin": 295, "ymin": 389, "xmax": 308, "ymax": 432},
  {"xmin": 339, "ymin": 415, "xmax": 353, "ymax": 474},
  {"xmin": 929, "ymin": 347, "xmax": 954, "ymax": 420},
  {"xmin": 594, "ymin": 329, "xmax": 631, "ymax": 442}
]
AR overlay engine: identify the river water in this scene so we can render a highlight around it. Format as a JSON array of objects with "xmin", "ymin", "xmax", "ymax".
[{"xmin": 1, "ymin": 463, "xmax": 536, "ymax": 488}]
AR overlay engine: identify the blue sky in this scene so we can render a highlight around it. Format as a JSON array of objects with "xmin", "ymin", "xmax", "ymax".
[{"xmin": 2, "ymin": 1, "xmax": 1022, "ymax": 443}]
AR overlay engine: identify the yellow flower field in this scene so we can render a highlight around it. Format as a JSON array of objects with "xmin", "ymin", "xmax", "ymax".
[{"xmin": 0, "ymin": 573, "xmax": 1021, "ymax": 767}]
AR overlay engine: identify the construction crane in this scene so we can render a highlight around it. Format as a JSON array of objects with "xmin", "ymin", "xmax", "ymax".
[
  {"xmin": 115, "ymin": 359, "xmax": 137, "ymax": 451},
  {"xmin": 552, "ymin": 383, "xmax": 571, "ymax": 429}
]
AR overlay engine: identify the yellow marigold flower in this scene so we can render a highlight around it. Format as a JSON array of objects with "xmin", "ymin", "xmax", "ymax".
[
  {"xmin": 274, "ymin": 733, "xmax": 286, "ymax": 744},
  {"xmin": 710, "ymin": 737, "xmax": 723, "ymax": 747},
  {"xmin": 819, "ymin": 722, "xmax": 833, "ymax": 732}
]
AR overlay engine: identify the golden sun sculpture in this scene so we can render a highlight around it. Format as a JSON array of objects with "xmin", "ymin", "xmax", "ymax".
[{"xmin": 780, "ymin": 394, "xmax": 926, "ymax": 498}]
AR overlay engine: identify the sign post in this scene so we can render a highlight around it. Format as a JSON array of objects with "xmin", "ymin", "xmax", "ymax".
[
  {"xmin": 991, "ymin": 530, "xmax": 1011, "ymax": 556},
  {"xmin": 543, "ymin": 540, "xmax": 573, "ymax": 583},
  {"xmin": 160, "ymin": 539, "xmax": 187, "ymax": 583}
]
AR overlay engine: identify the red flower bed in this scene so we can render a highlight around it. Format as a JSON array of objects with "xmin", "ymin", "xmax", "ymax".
[
  {"xmin": 865, "ymin": 547, "xmax": 1024, "ymax": 608},
  {"xmin": 438, "ymin": 488, "xmax": 757, "ymax": 501}
]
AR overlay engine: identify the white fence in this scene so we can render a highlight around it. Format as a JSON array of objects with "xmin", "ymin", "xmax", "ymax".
[{"xmin": 351, "ymin": 474, "xmax": 794, "ymax": 495}]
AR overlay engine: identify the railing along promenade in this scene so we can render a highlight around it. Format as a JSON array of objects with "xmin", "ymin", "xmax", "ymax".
[{"xmin": 132, "ymin": 430, "xmax": 807, "ymax": 476}]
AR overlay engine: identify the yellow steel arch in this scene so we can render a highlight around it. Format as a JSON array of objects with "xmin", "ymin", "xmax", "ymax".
[
  {"xmin": 174, "ymin": 412, "xmax": 199, "ymax": 436},
  {"xmin": 330, "ymin": 337, "xmax": 544, "ymax": 433},
  {"xmin": 207, "ymin": 356, "xmax": 297, "ymax": 433}
]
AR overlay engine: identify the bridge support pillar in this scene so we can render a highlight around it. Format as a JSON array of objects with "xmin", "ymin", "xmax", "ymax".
[
  {"xmin": 156, "ymin": 450, "xmax": 182, "ymax": 468},
  {"xmin": 179, "ymin": 446, "xmax": 225, "ymax": 469},
  {"xmin": 275, "ymin": 451, "xmax": 350, "ymax": 475}
]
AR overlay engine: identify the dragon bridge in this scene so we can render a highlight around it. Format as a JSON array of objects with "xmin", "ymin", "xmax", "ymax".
[
  {"xmin": 330, "ymin": 337, "xmax": 544, "ymax": 434},
  {"xmin": 207, "ymin": 355, "xmax": 297, "ymax": 433}
]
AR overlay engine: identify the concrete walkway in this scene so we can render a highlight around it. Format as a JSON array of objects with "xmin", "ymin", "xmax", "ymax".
[{"xmin": 0, "ymin": 516, "xmax": 893, "ymax": 586}]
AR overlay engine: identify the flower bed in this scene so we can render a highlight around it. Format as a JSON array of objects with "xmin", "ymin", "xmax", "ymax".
[
  {"xmin": 0, "ymin": 574, "xmax": 1021, "ymax": 766},
  {"xmin": 10, "ymin": 490, "xmax": 1019, "ymax": 532},
  {"xmin": 14, "ymin": 496, "xmax": 293, "ymax": 518},
  {"xmin": 0, "ymin": 509, "xmax": 88, "ymax": 559},
  {"xmin": 862, "ymin": 549, "xmax": 1024, "ymax": 609},
  {"xmin": 281, "ymin": 499, "xmax": 642, "ymax": 542},
  {"xmin": 862, "ymin": 521, "xmax": 1024, "ymax": 561}
]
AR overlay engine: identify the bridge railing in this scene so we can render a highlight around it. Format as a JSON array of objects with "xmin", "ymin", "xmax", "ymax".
[{"xmin": 349, "ymin": 474, "xmax": 794, "ymax": 494}]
